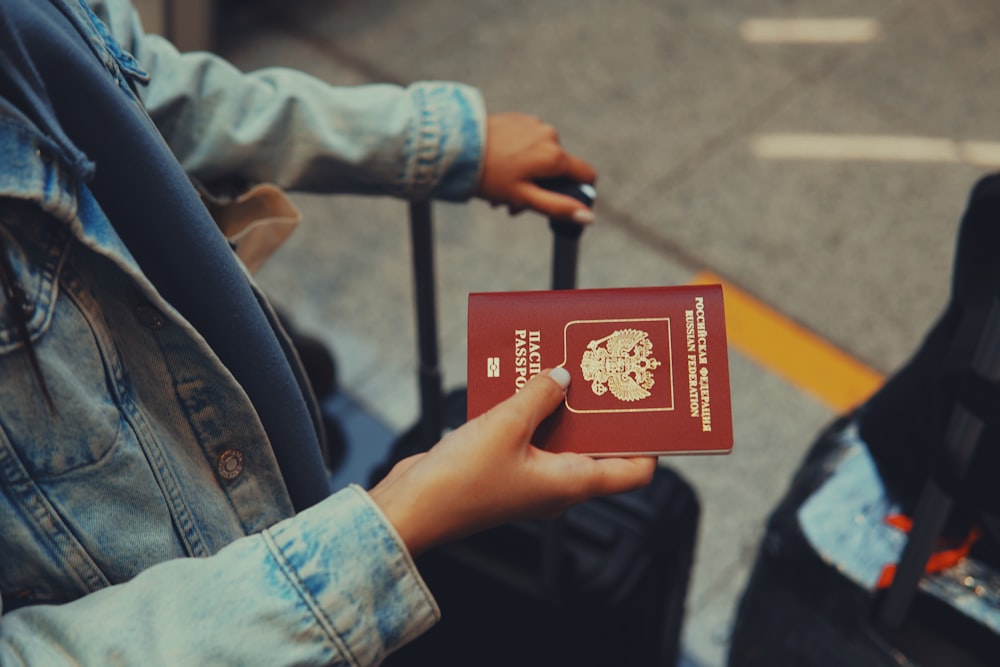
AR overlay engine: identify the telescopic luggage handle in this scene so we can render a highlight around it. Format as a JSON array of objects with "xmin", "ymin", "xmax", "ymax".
[
  {"xmin": 408, "ymin": 199, "xmax": 445, "ymax": 448},
  {"xmin": 535, "ymin": 178, "xmax": 597, "ymax": 291},
  {"xmin": 406, "ymin": 179, "xmax": 597, "ymax": 450},
  {"xmin": 526, "ymin": 178, "xmax": 597, "ymax": 597}
]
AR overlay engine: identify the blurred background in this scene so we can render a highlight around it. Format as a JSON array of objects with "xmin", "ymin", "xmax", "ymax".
[{"xmin": 133, "ymin": 1, "xmax": 1000, "ymax": 665}]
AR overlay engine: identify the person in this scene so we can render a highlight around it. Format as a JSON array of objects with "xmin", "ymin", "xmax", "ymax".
[{"xmin": 0, "ymin": 0, "xmax": 656, "ymax": 664}]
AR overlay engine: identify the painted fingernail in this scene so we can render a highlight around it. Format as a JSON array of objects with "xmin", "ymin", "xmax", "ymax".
[
  {"xmin": 549, "ymin": 366, "xmax": 571, "ymax": 390},
  {"xmin": 572, "ymin": 209, "xmax": 595, "ymax": 224}
]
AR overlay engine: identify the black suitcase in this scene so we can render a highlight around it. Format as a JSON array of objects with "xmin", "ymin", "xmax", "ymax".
[
  {"xmin": 726, "ymin": 417, "xmax": 1000, "ymax": 667},
  {"xmin": 376, "ymin": 181, "xmax": 700, "ymax": 667},
  {"xmin": 388, "ymin": 465, "xmax": 698, "ymax": 667},
  {"xmin": 728, "ymin": 174, "xmax": 1000, "ymax": 667}
]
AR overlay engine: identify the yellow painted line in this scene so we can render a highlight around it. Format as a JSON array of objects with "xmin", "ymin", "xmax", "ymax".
[
  {"xmin": 691, "ymin": 271, "xmax": 885, "ymax": 413},
  {"xmin": 740, "ymin": 18, "xmax": 880, "ymax": 44},
  {"xmin": 751, "ymin": 133, "xmax": 1000, "ymax": 168}
]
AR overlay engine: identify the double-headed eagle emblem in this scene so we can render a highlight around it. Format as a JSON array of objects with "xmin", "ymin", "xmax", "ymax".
[{"xmin": 580, "ymin": 328, "xmax": 661, "ymax": 402}]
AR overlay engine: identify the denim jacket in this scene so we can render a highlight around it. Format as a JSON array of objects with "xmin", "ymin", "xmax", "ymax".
[
  {"xmin": 0, "ymin": 0, "xmax": 487, "ymax": 663},
  {"xmin": 97, "ymin": 0, "xmax": 484, "ymax": 203}
]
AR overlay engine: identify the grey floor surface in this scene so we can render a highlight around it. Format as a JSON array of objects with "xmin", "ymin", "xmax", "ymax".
[{"xmin": 137, "ymin": 1, "xmax": 1000, "ymax": 665}]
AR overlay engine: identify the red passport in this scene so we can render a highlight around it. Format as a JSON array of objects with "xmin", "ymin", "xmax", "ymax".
[{"xmin": 467, "ymin": 285, "xmax": 733, "ymax": 456}]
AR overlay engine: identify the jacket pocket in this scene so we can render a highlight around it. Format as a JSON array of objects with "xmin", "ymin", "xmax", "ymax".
[
  {"xmin": 0, "ymin": 203, "xmax": 123, "ymax": 478},
  {"xmin": 0, "ymin": 201, "xmax": 68, "ymax": 352}
]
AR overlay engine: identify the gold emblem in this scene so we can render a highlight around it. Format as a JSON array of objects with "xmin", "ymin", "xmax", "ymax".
[{"xmin": 580, "ymin": 328, "xmax": 661, "ymax": 402}]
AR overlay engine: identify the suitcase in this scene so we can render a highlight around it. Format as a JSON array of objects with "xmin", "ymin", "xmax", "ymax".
[
  {"xmin": 728, "ymin": 174, "xmax": 1000, "ymax": 667},
  {"xmin": 726, "ymin": 416, "xmax": 1000, "ymax": 667},
  {"xmin": 375, "ymin": 180, "xmax": 701, "ymax": 667}
]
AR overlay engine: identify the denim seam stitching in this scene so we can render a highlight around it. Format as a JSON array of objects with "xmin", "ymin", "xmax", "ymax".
[{"xmin": 261, "ymin": 529, "xmax": 358, "ymax": 666}]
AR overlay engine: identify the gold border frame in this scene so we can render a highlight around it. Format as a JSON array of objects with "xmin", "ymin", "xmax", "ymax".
[{"xmin": 560, "ymin": 317, "xmax": 675, "ymax": 414}]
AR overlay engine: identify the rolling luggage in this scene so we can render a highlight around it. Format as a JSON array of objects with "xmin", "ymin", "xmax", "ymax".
[
  {"xmin": 727, "ymin": 174, "xmax": 1000, "ymax": 667},
  {"xmin": 376, "ymin": 180, "xmax": 701, "ymax": 667}
]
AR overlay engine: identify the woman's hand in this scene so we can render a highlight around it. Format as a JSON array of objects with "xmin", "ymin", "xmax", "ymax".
[
  {"xmin": 368, "ymin": 368, "xmax": 657, "ymax": 556},
  {"xmin": 476, "ymin": 113, "xmax": 598, "ymax": 224}
]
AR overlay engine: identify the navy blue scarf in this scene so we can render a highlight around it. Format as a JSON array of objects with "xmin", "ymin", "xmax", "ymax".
[{"xmin": 0, "ymin": 0, "xmax": 330, "ymax": 511}]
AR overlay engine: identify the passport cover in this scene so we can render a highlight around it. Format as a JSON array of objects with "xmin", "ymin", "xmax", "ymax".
[{"xmin": 467, "ymin": 285, "xmax": 733, "ymax": 456}]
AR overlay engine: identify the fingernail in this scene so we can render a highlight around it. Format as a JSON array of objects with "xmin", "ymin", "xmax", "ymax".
[
  {"xmin": 549, "ymin": 366, "xmax": 571, "ymax": 390},
  {"xmin": 572, "ymin": 209, "xmax": 595, "ymax": 225}
]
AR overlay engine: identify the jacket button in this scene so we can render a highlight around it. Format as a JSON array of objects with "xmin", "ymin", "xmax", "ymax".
[
  {"xmin": 134, "ymin": 303, "xmax": 165, "ymax": 330},
  {"xmin": 217, "ymin": 449, "xmax": 245, "ymax": 480}
]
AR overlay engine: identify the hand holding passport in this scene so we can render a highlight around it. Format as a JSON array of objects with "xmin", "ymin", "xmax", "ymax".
[{"xmin": 467, "ymin": 285, "xmax": 733, "ymax": 456}]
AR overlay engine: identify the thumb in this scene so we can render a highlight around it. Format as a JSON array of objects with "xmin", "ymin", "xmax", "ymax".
[{"xmin": 500, "ymin": 367, "xmax": 571, "ymax": 432}]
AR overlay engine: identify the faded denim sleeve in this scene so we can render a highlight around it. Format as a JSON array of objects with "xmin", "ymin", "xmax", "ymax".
[
  {"xmin": 0, "ymin": 486, "xmax": 439, "ymax": 666},
  {"xmin": 89, "ymin": 0, "xmax": 486, "ymax": 202}
]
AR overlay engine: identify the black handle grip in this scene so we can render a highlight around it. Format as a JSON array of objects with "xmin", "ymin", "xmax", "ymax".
[
  {"xmin": 535, "ymin": 177, "xmax": 597, "ymax": 208},
  {"xmin": 535, "ymin": 178, "xmax": 595, "ymax": 290}
]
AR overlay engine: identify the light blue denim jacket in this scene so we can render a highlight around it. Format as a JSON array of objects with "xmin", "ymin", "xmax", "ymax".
[
  {"xmin": 0, "ymin": 0, "xmax": 487, "ymax": 663},
  {"xmin": 97, "ymin": 0, "xmax": 484, "ymax": 202}
]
